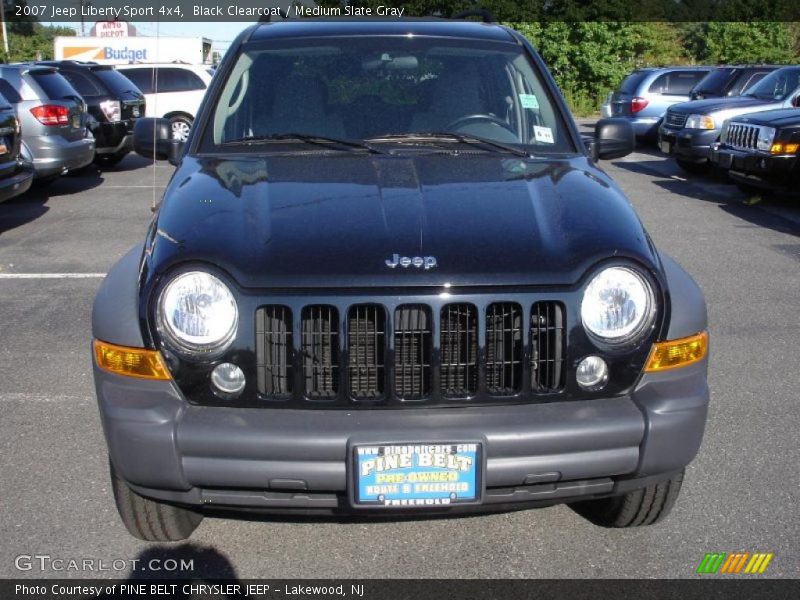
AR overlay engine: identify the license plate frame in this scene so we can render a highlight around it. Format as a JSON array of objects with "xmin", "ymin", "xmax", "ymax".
[{"xmin": 351, "ymin": 442, "xmax": 483, "ymax": 509}]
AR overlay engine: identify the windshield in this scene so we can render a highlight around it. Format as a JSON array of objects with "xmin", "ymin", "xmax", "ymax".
[
  {"xmin": 93, "ymin": 68, "xmax": 140, "ymax": 97},
  {"xmin": 691, "ymin": 68, "xmax": 733, "ymax": 94},
  {"xmin": 205, "ymin": 37, "xmax": 574, "ymax": 153},
  {"xmin": 743, "ymin": 68, "xmax": 800, "ymax": 100}
]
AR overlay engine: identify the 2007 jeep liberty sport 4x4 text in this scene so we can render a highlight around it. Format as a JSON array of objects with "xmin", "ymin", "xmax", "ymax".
[{"xmin": 91, "ymin": 20, "xmax": 709, "ymax": 541}]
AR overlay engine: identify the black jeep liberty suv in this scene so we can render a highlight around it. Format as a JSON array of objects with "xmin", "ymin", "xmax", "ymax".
[{"xmin": 92, "ymin": 21, "xmax": 709, "ymax": 541}]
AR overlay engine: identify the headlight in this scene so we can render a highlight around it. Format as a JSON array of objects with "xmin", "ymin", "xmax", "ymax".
[
  {"xmin": 157, "ymin": 271, "xmax": 238, "ymax": 356},
  {"xmin": 684, "ymin": 114, "xmax": 716, "ymax": 130},
  {"xmin": 756, "ymin": 126, "xmax": 776, "ymax": 151},
  {"xmin": 581, "ymin": 266, "xmax": 656, "ymax": 344}
]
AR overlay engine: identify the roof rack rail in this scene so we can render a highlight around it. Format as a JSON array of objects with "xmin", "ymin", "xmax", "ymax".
[{"xmin": 452, "ymin": 8, "xmax": 495, "ymax": 23}]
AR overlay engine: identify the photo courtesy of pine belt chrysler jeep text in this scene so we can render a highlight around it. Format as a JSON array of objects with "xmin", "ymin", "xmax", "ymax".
[{"xmin": 91, "ymin": 21, "xmax": 710, "ymax": 541}]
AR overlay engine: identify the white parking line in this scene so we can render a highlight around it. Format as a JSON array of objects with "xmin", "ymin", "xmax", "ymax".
[{"xmin": 0, "ymin": 273, "xmax": 106, "ymax": 279}]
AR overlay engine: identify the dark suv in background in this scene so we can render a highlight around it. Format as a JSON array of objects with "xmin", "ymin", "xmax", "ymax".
[
  {"xmin": 689, "ymin": 65, "xmax": 780, "ymax": 100},
  {"xmin": 0, "ymin": 90, "xmax": 34, "ymax": 202},
  {"xmin": 659, "ymin": 65, "xmax": 800, "ymax": 172},
  {"xmin": 37, "ymin": 61, "xmax": 145, "ymax": 166},
  {"xmin": 0, "ymin": 64, "xmax": 95, "ymax": 181},
  {"xmin": 601, "ymin": 66, "xmax": 712, "ymax": 141}
]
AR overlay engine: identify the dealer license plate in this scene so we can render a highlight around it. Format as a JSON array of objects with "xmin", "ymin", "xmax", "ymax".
[
  {"xmin": 133, "ymin": 106, "xmax": 140, "ymax": 117},
  {"xmin": 71, "ymin": 115, "xmax": 80, "ymax": 128},
  {"xmin": 660, "ymin": 140, "xmax": 672, "ymax": 154},
  {"xmin": 353, "ymin": 442, "xmax": 481, "ymax": 508}
]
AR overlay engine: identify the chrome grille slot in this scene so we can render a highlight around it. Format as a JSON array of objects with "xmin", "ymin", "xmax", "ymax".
[
  {"xmin": 531, "ymin": 302, "xmax": 566, "ymax": 393},
  {"xmin": 255, "ymin": 306, "xmax": 293, "ymax": 397},
  {"xmin": 728, "ymin": 123, "xmax": 761, "ymax": 150},
  {"xmin": 440, "ymin": 304, "xmax": 478, "ymax": 398},
  {"xmin": 301, "ymin": 305, "xmax": 339, "ymax": 399},
  {"xmin": 485, "ymin": 303, "xmax": 523, "ymax": 395},
  {"xmin": 394, "ymin": 305, "xmax": 432, "ymax": 400},
  {"xmin": 665, "ymin": 111, "xmax": 687, "ymax": 129},
  {"xmin": 348, "ymin": 305, "xmax": 386, "ymax": 399}
]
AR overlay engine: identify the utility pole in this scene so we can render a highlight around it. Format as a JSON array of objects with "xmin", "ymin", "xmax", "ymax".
[
  {"xmin": 78, "ymin": 0, "xmax": 93, "ymax": 37},
  {"xmin": 1, "ymin": 0, "xmax": 10, "ymax": 56}
]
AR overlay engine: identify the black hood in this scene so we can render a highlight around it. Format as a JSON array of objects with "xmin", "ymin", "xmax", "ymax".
[
  {"xmin": 144, "ymin": 154, "xmax": 658, "ymax": 289},
  {"xmin": 668, "ymin": 95, "xmax": 771, "ymax": 115},
  {"xmin": 732, "ymin": 108, "xmax": 800, "ymax": 128}
]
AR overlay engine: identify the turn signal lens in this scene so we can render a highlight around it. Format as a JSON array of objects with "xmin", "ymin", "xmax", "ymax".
[
  {"xmin": 94, "ymin": 340, "xmax": 171, "ymax": 380},
  {"xmin": 770, "ymin": 143, "xmax": 799, "ymax": 154},
  {"xmin": 644, "ymin": 331, "xmax": 708, "ymax": 372}
]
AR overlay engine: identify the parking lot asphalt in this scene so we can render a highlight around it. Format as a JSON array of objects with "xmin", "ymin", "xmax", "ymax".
[{"xmin": 1, "ymin": 140, "xmax": 798, "ymax": 579}]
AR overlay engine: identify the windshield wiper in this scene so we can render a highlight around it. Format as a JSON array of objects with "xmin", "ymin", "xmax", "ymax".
[
  {"xmin": 221, "ymin": 133, "xmax": 383, "ymax": 153},
  {"xmin": 366, "ymin": 132, "xmax": 530, "ymax": 157}
]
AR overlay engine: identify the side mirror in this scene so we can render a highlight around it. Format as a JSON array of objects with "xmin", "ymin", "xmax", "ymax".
[
  {"xmin": 133, "ymin": 118, "xmax": 184, "ymax": 165},
  {"xmin": 592, "ymin": 118, "xmax": 635, "ymax": 160}
]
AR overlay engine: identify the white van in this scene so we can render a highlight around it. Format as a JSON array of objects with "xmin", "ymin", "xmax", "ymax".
[{"xmin": 116, "ymin": 63, "xmax": 214, "ymax": 141}]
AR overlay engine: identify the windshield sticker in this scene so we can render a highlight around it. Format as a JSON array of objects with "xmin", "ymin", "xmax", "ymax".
[
  {"xmin": 534, "ymin": 125, "xmax": 555, "ymax": 144},
  {"xmin": 519, "ymin": 93, "xmax": 540, "ymax": 110}
]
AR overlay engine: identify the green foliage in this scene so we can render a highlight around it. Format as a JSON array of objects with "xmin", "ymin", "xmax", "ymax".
[
  {"xmin": 508, "ymin": 21, "xmax": 691, "ymax": 116},
  {"xmin": 1, "ymin": 23, "xmax": 75, "ymax": 63},
  {"xmin": 508, "ymin": 21, "xmax": 799, "ymax": 115},
  {"xmin": 686, "ymin": 22, "xmax": 795, "ymax": 64}
]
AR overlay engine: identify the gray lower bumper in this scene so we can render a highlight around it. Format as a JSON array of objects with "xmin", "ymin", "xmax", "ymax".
[{"xmin": 94, "ymin": 356, "xmax": 708, "ymax": 512}]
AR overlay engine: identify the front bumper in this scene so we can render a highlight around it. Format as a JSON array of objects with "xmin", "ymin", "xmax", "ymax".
[
  {"xmin": 0, "ymin": 162, "xmax": 34, "ymax": 203},
  {"xmin": 658, "ymin": 126, "xmax": 720, "ymax": 163},
  {"xmin": 710, "ymin": 145, "xmax": 799, "ymax": 193},
  {"xmin": 94, "ymin": 356, "xmax": 709, "ymax": 514}
]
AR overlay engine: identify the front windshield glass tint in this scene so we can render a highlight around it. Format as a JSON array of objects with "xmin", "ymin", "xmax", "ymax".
[
  {"xmin": 745, "ymin": 68, "xmax": 800, "ymax": 100},
  {"xmin": 208, "ymin": 37, "xmax": 574, "ymax": 152}
]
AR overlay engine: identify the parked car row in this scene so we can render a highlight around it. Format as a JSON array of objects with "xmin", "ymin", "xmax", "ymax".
[
  {"xmin": 0, "ymin": 61, "xmax": 213, "ymax": 202},
  {"xmin": 605, "ymin": 63, "xmax": 800, "ymax": 195}
]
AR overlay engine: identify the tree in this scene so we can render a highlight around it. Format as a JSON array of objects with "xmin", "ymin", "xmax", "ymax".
[
  {"xmin": 1, "ymin": 24, "xmax": 76, "ymax": 63},
  {"xmin": 687, "ymin": 22, "xmax": 795, "ymax": 64}
]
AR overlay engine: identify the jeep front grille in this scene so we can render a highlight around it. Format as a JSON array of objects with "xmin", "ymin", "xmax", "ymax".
[
  {"xmin": 486, "ymin": 303, "xmax": 523, "ymax": 395},
  {"xmin": 664, "ymin": 111, "xmax": 687, "ymax": 129},
  {"xmin": 348, "ymin": 305, "xmax": 386, "ymax": 399},
  {"xmin": 301, "ymin": 305, "xmax": 339, "ymax": 399},
  {"xmin": 255, "ymin": 300, "xmax": 566, "ymax": 405},
  {"xmin": 726, "ymin": 122, "xmax": 772, "ymax": 150},
  {"xmin": 440, "ymin": 304, "xmax": 478, "ymax": 397},
  {"xmin": 255, "ymin": 305, "xmax": 293, "ymax": 397},
  {"xmin": 531, "ymin": 301, "xmax": 566, "ymax": 392},
  {"xmin": 394, "ymin": 305, "xmax": 432, "ymax": 400}
]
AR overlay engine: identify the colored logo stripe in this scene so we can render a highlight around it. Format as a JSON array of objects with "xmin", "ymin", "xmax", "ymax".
[{"xmin": 697, "ymin": 552, "xmax": 773, "ymax": 574}]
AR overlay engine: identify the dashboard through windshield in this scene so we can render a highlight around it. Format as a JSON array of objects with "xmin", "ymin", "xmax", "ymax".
[{"xmin": 204, "ymin": 36, "xmax": 575, "ymax": 154}]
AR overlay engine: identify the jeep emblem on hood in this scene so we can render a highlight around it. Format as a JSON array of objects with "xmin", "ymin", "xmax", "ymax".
[{"xmin": 385, "ymin": 254, "xmax": 437, "ymax": 270}]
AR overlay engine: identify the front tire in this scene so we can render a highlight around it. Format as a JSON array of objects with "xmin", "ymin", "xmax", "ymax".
[
  {"xmin": 676, "ymin": 158, "xmax": 710, "ymax": 175},
  {"xmin": 570, "ymin": 469, "xmax": 684, "ymax": 528},
  {"xmin": 110, "ymin": 461, "xmax": 203, "ymax": 541}
]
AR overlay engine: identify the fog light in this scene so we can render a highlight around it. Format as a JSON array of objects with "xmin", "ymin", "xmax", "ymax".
[
  {"xmin": 211, "ymin": 362, "xmax": 245, "ymax": 396},
  {"xmin": 576, "ymin": 356, "xmax": 609, "ymax": 391}
]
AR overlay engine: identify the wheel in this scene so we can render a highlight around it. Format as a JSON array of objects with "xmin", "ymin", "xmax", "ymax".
[
  {"xmin": 735, "ymin": 181, "xmax": 771, "ymax": 199},
  {"xmin": 94, "ymin": 151, "xmax": 127, "ymax": 167},
  {"xmin": 169, "ymin": 115, "xmax": 193, "ymax": 142},
  {"xmin": 570, "ymin": 469, "xmax": 684, "ymax": 528},
  {"xmin": 676, "ymin": 158, "xmax": 710, "ymax": 175},
  {"xmin": 110, "ymin": 460, "xmax": 203, "ymax": 541}
]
